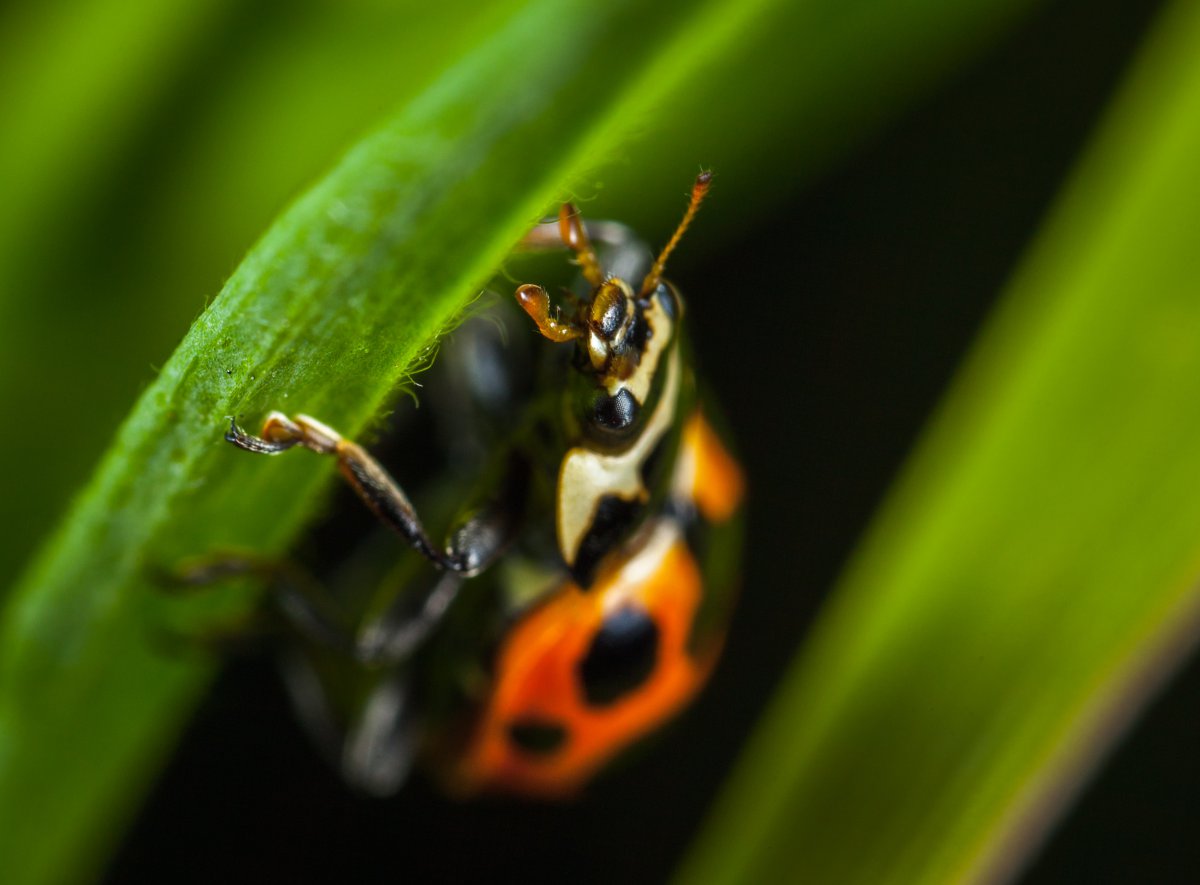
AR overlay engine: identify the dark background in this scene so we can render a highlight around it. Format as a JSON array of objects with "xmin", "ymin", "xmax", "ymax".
[{"xmin": 106, "ymin": 1, "xmax": 1199, "ymax": 882}]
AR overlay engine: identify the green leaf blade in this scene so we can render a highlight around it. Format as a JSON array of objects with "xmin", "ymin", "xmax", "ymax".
[{"xmin": 679, "ymin": 1, "xmax": 1200, "ymax": 883}]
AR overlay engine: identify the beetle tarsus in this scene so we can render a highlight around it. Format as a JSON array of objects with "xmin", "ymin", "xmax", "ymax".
[
  {"xmin": 225, "ymin": 417, "xmax": 290, "ymax": 454},
  {"xmin": 225, "ymin": 414, "xmax": 311, "ymax": 454}
]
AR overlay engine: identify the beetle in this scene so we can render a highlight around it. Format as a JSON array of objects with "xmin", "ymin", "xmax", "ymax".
[{"xmin": 192, "ymin": 172, "xmax": 744, "ymax": 798}]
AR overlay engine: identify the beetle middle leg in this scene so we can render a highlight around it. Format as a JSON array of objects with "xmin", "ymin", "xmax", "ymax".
[
  {"xmin": 166, "ymin": 550, "xmax": 428, "ymax": 795},
  {"xmin": 165, "ymin": 551, "xmax": 352, "ymax": 652},
  {"xmin": 167, "ymin": 546, "xmax": 480, "ymax": 674}
]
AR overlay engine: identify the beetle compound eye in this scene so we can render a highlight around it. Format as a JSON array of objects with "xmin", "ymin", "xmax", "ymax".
[
  {"xmin": 592, "ymin": 388, "xmax": 640, "ymax": 434},
  {"xmin": 651, "ymin": 282, "xmax": 679, "ymax": 320}
]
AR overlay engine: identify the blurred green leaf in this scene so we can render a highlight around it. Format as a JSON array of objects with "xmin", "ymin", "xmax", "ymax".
[
  {"xmin": 0, "ymin": 0, "xmax": 234, "ymax": 285},
  {"xmin": 679, "ymin": 1, "xmax": 1200, "ymax": 882}
]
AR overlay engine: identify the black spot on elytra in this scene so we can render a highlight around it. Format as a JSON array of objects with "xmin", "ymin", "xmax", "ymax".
[
  {"xmin": 577, "ymin": 605, "xmax": 660, "ymax": 706},
  {"xmin": 507, "ymin": 718, "xmax": 568, "ymax": 756}
]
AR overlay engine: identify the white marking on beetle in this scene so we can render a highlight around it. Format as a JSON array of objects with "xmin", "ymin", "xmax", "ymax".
[{"xmin": 557, "ymin": 346, "xmax": 681, "ymax": 566}]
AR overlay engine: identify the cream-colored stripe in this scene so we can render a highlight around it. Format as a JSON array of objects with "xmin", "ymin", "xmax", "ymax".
[
  {"xmin": 606, "ymin": 296, "xmax": 673, "ymax": 402},
  {"xmin": 557, "ymin": 346, "xmax": 681, "ymax": 566}
]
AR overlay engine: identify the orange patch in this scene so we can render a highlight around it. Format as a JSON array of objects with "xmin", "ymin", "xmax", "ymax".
[
  {"xmin": 674, "ymin": 410, "xmax": 745, "ymax": 523},
  {"xmin": 447, "ymin": 521, "xmax": 709, "ymax": 797}
]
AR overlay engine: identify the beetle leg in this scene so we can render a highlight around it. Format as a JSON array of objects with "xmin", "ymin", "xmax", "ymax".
[
  {"xmin": 556, "ymin": 203, "xmax": 604, "ymax": 287},
  {"xmin": 520, "ymin": 215, "xmax": 646, "ymax": 278},
  {"xmin": 355, "ymin": 570, "xmax": 462, "ymax": 665},
  {"xmin": 444, "ymin": 453, "xmax": 530, "ymax": 574},
  {"xmin": 518, "ymin": 218, "xmax": 567, "ymax": 251},
  {"xmin": 514, "ymin": 284, "xmax": 584, "ymax": 342},
  {"xmin": 521, "ymin": 172, "xmax": 711, "ymax": 295},
  {"xmin": 585, "ymin": 220, "xmax": 649, "ymax": 284},
  {"xmin": 340, "ymin": 675, "xmax": 416, "ymax": 794},
  {"xmin": 355, "ymin": 455, "xmax": 530, "ymax": 664},
  {"xmin": 227, "ymin": 413, "xmax": 473, "ymax": 573},
  {"xmin": 151, "ymin": 610, "xmax": 278, "ymax": 659},
  {"xmin": 519, "ymin": 217, "xmax": 640, "ymax": 252},
  {"xmin": 280, "ymin": 650, "xmax": 417, "ymax": 796},
  {"xmin": 166, "ymin": 551, "xmax": 352, "ymax": 652}
]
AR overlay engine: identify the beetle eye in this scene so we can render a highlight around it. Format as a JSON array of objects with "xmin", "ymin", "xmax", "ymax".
[
  {"xmin": 591, "ymin": 388, "xmax": 639, "ymax": 433},
  {"xmin": 651, "ymin": 282, "xmax": 678, "ymax": 320}
]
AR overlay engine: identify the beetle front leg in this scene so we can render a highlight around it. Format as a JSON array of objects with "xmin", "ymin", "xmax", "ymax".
[
  {"xmin": 228, "ymin": 412, "xmax": 467, "ymax": 573},
  {"xmin": 519, "ymin": 215, "xmax": 647, "ymax": 283}
]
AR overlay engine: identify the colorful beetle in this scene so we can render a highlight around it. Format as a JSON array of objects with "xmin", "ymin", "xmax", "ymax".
[{"xmin": 207, "ymin": 173, "xmax": 744, "ymax": 797}]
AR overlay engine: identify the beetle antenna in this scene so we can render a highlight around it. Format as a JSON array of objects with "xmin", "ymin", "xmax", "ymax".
[
  {"xmin": 558, "ymin": 203, "xmax": 605, "ymax": 288},
  {"xmin": 640, "ymin": 171, "xmax": 712, "ymax": 298}
]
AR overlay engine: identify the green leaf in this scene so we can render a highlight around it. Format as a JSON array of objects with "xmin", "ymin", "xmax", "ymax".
[
  {"xmin": 0, "ymin": 0, "xmax": 235, "ymax": 288},
  {"xmin": 678, "ymin": 1, "xmax": 1200, "ymax": 882}
]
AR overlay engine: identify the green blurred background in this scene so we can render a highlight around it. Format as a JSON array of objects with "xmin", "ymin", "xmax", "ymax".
[{"xmin": 3, "ymin": 0, "xmax": 1198, "ymax": 881}]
